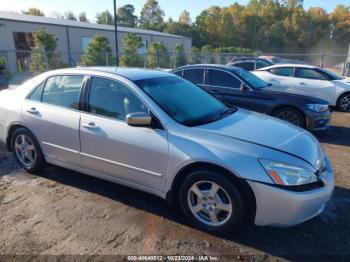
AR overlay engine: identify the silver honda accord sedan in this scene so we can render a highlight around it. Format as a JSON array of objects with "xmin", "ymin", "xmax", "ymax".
[{"xmin": 0, "ymin": 67, "xmax": 334, "ymax": 233}]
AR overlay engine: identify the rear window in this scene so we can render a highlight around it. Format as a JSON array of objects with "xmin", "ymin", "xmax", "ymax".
[
  {"xmin": 273, "ymin": 67, "xmax": 294, "ymax": 77},
  {"xmin": 41, "ymin": 75, "xmax": 84, "ymax": 109}
]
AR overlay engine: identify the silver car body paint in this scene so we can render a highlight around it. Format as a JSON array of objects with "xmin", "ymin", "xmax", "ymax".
[{"xmin": 0, "ymin": 68, "xmax": 334, "ymax": 227}]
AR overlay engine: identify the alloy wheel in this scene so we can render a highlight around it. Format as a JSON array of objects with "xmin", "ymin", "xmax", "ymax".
[
  {"xmin": 274, "ymin": 110, "xmax": 302, "ymax": 126},
  {"xmin": 14, "ymin": 134, "xmax": 37, "ymax": 169},
  {"xmin": 340, "ymin": 95, "xmax": 350, "ymax": 112},
  {"xmin": 187, "ymin": 181, "xmax": 233, "ymax": 226}
]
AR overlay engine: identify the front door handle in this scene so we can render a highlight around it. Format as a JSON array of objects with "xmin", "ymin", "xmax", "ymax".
[
  {"xmin": 82, "ymin": 122, "xmax": 99, "ymax": 130},
  {"xmin": 210, "ymin": 90, "xmax": 220, "ymax": 94},
  {"xmin": 26, "ymin": 107, "xmax": 39, "ymax": 114},
  {"xmin": 299, "ymin": 82, "xmax": 307, "ymax": 85}
]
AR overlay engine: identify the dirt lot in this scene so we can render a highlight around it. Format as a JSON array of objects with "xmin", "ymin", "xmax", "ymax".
[{"xmin": 0, "ymin": 112, "xmax": 349, "ymax": 261}]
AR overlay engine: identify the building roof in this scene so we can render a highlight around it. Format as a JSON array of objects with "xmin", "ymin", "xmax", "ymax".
[{"xmin": 0, "ymin": 11, "xmax": 190, "ymax": 39}]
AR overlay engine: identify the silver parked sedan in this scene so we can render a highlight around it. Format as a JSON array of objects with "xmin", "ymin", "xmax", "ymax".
[{"xmin": 0, "ymin": 67, "xmax": 334, "ymax": 233}]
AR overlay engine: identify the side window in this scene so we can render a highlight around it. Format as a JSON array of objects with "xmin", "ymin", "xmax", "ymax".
[
  {"xmin": 235, "ymin": 62, "xmax": 254, "ymax": 71},
  {"xmin": 273, "ymin": 67, "xmax": 294, "ymax": 77},
  {"xmin": 41, "ymin": 75, "xmax": 84, "ymax": 109},
  {"xmin": 256, "ymin": 60, "xmax": 270, "ymax": 69},
  {"xmin": 207, "ymin": 70, "xmax": 241, "ymax": 88},
  {"xmin": 295, "ymin": 68, "xmax": 322, "ymax": 80},
  {"xmin": 173, "ymin": 70, "xmax": 183, "ymax": 77},
  {"xmin": 88, "ymin": 77, "xmax": 148, "ymax": 121},
  {"xmin": 28, "ymin": 81, "xmax": 45, "ymax": 102},
  {"xmin": 183, "ymin": 69, "xmax": 204, "ymax": 85}
]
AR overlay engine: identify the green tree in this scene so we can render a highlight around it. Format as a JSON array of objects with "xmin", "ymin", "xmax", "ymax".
[
  {"xmin": 139, "ymin": 0, "xmax": 165, "ymax": 31},
  {"xmin": 147, "ymin": 42, "xmax": 170, "ymax": 68},
  {"xmin": 330, "ymin": 5, "xmax": 350, "ymax": 48},
  {"xmin": 172, "ymin": 43, "xmax": 187, "ymax": 68},
  {"xmin": 179, "ymin": 10, "xmax": 191, "ymax": 25},
  {"xmin": 64, "ymin": 11, "xmax": 77, "ymax": 21},
  {"xmin": 117, "ymin": 4, "xmax": 137, "ymax": 27},
  {"xmin": 29, "ymin": 27, "xmax": 66, "ymax": 74},
  {"xmin": 80, "ymin": 35, "xmax": 115, "ymax": 66},
  {"xmin": 22, "ymin": 8, "xmax": 45, "ymax": 16},
  {"xmin": 120, "ymin": 33, "xmax": 144, "ymax": 67},
  {"xmin": 190, "ymin": 46, "xmax": 202, "ymax": 64},
  {"xmin": 96, "ymin": 10, "xmax": 114, "ymax": 25},
  {"xmin": 79, "ymin": 12, "xmax": 89, "ymax": 22}
]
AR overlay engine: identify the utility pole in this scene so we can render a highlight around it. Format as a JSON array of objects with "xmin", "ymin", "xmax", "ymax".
[{"xmin": 113, "ymin": 0, "xmax": 119, "ymax": 66}]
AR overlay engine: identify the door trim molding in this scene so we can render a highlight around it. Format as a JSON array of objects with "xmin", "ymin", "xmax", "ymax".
[{"xmin": 81, "ymin": 152, "xmax": 164, "ymax": 177}]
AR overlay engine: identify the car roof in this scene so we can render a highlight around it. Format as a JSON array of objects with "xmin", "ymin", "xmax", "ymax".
[
  {"xmin": 259, "ymin": 63, "xmax": 317, "ymax": 70},
  {"xmin": 63, "ymin": 67, "xmax": 175, "ymax": 81},
  {"xmin": 175, "ymin": 64, "xmax": 243, "ymax": 73}
]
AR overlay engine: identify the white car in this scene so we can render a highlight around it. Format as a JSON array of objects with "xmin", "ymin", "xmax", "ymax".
[{"xmin": 253, "ymin": 64, "xmax": 350, "ymax": 112}]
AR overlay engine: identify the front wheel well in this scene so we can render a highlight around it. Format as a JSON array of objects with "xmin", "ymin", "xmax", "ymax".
[
  {"xmin": 166, "ymin": 162, "xmax": 256, "ymax": 224},
  {"xmin": 6, "ymin": 124, "xmax": 28, "ymax": 151}
]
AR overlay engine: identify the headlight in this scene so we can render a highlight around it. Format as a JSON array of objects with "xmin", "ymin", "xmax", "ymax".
[
  {"xmin": 307, "ymin": 104, "xmax": 329, "ymax": 112},
  {"xmin": 259, "ymin": 159, "xmax": 318, "ymax": 186}
]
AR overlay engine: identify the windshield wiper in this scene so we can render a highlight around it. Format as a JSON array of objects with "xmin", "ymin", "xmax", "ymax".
[
  {"xmin": 186, "ymin": 109, "xmax": 236, "ymax": 127},
  {"xmin": 212, "ymin": 109, "xmax": 236, "ymax": 121}
]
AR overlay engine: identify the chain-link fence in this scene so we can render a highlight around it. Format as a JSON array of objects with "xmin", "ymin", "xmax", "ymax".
[{"xmin": 0, "ymin": 49, "xmax": 349, "ymax": 79}]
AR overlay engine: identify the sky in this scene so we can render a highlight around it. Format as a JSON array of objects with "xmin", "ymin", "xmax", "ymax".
[{"xmin": 1, "ymin": 0, "xmax": 349, "ymax": 22}]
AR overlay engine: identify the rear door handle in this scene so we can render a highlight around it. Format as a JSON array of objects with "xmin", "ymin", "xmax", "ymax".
[
  {"xmin": 210, "ymin": 90, "xmax": 220, "ymax": 94},
  {"xmin": 26, "ymin": 107, "xmax": 39, "ymax": 114},
  {"xmin": 299, "ymin": 82, "xmax": 307, "ymax": 85},
  {"xmin": 82, "ymin": 122, "xmax": 99, "ymax": 130}
]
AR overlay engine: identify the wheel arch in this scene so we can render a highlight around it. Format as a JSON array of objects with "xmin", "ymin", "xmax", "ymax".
[
  {"xmin": 271, "ymin": 104, "xmax": 306, "ymax": 125},
  {"xmin": 336, "ymin": 91, "xmax": 350, "ymax": 109},
  {"xmin": 166, "ymin": 161, "xmax": 256, "ymax": 224},
  {"xmin": 6, "ymin": 124, "xmax": 33, "ymax": 151}
]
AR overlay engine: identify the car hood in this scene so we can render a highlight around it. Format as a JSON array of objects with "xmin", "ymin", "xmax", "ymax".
[{"xmin": 196, "ymin": 109, "xmax": 324, "ymax": 170}]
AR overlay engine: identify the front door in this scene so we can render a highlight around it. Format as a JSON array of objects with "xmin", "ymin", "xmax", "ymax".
[
  {"xmin": 203, "ymin": 69, "xmax": 270, "ymax": 113},
  {"xmin": 293, "ymin": 67, "xmax": 336, "ymax": 103},
  {"xmin": 80, "ymin": 76, "xmax": 168, "ymax": 192}
]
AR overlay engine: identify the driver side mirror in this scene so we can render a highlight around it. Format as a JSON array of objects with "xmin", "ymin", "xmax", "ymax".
[
  {"xmin": 126, "ymin": 112, "xmax": 153, "ymax": 127},
  {"xmin": 240, "ymin": 83, "xmax": 249, "ymax": 91}
]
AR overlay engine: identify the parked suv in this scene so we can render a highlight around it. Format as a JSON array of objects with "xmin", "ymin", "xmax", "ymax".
[
  {"xmin": 173, "ymin": 64, "xmax": 331, "ymax": 130},
  {"xmin": 0, "ymin": 67, "xmax": 333, "ymax": 233}
]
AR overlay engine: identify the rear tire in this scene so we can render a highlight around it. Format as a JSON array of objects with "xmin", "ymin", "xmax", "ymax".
[
  {"xmin": 11, "ymin": 128, "xmax": 45, "ymax": 173},
  {"xmin": 272, "ymin": 107, "xmax": 305, "ymax": 128},
  {"xmin": 337, "ymin": 93, "xmax": 350, "ymax": 112},
  {"xmin": 179, "ymin": 170, "xmax": 245, "ymax": 234}
]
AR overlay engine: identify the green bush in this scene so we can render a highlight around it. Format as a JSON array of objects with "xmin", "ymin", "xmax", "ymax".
[
  {"xmin": 29, "ymin": 27, "xmax": 66, "ymax": 74},
  {"xmin": 120, "ymin": 33, "xmax": 144, "ymax": 67},
  {"xmin": 80, "ymin": 35, "xmax": 115, "ymax": 66},
  {"xmin": 147, "ymin": 42, "xmax": 170, "ymax": 68}
]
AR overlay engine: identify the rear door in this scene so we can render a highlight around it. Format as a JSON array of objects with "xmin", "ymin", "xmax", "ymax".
[
  {"xmin": 22, "ymin": 74, "xmax": 85, "ymax": 165},
  {"xmin": 259, "ymin": 67, "xmax": 295, "ymax": 91}
]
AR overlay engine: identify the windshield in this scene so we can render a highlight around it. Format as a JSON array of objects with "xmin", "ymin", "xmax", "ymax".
[
  {"xmin": 318, "ymin": 68, "xmax": 343, "ymax": 80},
  {"xmin": 235, "ymin": 69, "xmax": 269, "ymax": 89},
  {"xmin": 136, "ymin": 76, "xmax": 233, "ymax": 126}
]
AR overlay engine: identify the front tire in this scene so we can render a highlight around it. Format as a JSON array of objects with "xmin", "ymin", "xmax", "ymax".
[
  {"xmin": 179, "ymin": 170, "xmax": 245, "ymax": 234},
  {"xmin": 11, "ymin": 128, "xmax": 45, "ymax": 173},
  {"xmin": 272, "ymin": 107, "xmax": 305, "ymax": 128},
  {"xmin": 337, "ymin": 93, "xmax": 350, "ymax": 112}
]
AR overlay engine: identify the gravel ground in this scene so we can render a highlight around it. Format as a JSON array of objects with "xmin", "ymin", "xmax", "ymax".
[{"xmin": 0, "ymin": 112, "xmax": 349, "ymax": 261}]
